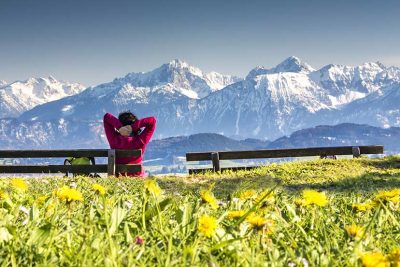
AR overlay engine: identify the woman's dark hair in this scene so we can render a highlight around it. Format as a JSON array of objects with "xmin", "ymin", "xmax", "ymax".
[{"xmin": 118, "ymin": 111, "xmax": 138, "ymax": 126}]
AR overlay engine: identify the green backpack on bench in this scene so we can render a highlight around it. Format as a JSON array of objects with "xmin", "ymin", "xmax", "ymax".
[{"xmin": 64, "ymin": 157, "xmax": 99, "ymax": 177}]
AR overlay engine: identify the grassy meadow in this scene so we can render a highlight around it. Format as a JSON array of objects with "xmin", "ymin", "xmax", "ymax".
[{"xmin": 1, "ymin": 156, "xmax": 400, "ymax": 266}]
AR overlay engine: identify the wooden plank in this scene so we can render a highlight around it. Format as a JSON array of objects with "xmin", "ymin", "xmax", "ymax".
[
  {"xmin": 115, "ymin": 164, "xmax": 142, "ymax": 173},
  {"xmin": 186, "ymin": 152, "xmax": 212, "ymax": 161},
  {"xmin": 359, "ymin": 146, "xmax": 384, "ymax": 154},
  {"xmin": 0, "ymin": 149, "xmax": 109, "ymax": 158},
  {"xmin": 219, "ymin": 146, "xmax": 383, "ymax": 160},
  {"xmin": 0, "ymin": 149, "xmax": 142, "ymax": 158},
  {"xmin": 107, "ymin": 149, "xmax": 116, "ymax": 176},
  {"xmin": 116, "ymin": 149, "xmax": 142, "ymax": 157},
  {"xmin": 0, "ymin": 165, "xmax": 107, "ymax": 173},
  {"xmin": 186, "ymin": 146, "xmax": 384, "ymax": 161}
]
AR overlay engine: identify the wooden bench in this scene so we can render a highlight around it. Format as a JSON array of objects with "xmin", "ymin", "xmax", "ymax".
[
  {"xmin": 0, "ymin": 149, "xmax": 142, "ymax": 176},
  {"xmin": 186, "ymin": 145, "xmax": 384, "ymax": 174}
]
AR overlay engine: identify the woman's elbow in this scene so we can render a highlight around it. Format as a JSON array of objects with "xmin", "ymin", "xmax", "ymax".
[
  {"xmin": 103, "ymin": 113, "xmax": 110, "ymax": 122},
  {"xmin": 150, "ymin": 116, "xmax": 157, "ymax": 127}
]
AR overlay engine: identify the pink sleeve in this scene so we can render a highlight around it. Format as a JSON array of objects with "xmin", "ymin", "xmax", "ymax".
[
  {"xmin": 131, "ymin": 116, "xmax": 157, "ymax": 145},
  {"xmin": 103, "ymin": 113, "xmax": 123, "ymax": 148}
]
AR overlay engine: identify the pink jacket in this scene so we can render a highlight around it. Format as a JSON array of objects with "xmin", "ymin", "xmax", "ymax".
[{"xmin": 103, "ymin": 113, "xmax": 157, "ymax": 177}]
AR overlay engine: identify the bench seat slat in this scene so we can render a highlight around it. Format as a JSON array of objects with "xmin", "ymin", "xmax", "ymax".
[
  {"xmin": 186, "ymin": 146, "xmax": 384, "ymax": 161},
  {"xmin": 0, "ymin": 164, "xmax": 142, "ymax": 174},
  {"xmin": 0, "ymin": 149, "xmax": 141, "ymax": 158},
  {"xmin": 115, "ymin": 164, "xmax": 142, "ymax": 173},
  {"xmin": 0, "ymin": 165, "xmax": 107, "ymax": 173}
]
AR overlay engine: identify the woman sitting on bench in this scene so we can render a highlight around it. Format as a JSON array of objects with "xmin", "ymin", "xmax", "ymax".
[{"xmin": 103, "ymin": 111, "xmax": 156, "ymax": 177}]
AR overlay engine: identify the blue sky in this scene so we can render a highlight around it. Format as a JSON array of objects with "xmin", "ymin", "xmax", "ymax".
[{"xmin": 0, "ymin": 0, "xmax": 399, "ymax": 86}]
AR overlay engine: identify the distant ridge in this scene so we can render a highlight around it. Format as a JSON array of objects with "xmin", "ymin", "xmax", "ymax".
[{"xmin": 268, "ymin": 123, "xmax": 399, "ymax": 154}]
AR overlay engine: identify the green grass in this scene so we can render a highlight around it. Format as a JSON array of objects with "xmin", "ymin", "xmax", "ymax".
[{"xmin": 1, "ymin": 156, "xmax": 400, "ymax": 266}]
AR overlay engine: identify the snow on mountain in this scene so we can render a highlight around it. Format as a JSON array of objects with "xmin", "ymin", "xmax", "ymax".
[
  {"xmin": 3, "ymin": 57, "xmax": 400, "ymax": 149},
  {"xmin": 246, "ymin": 56, "xmax": 315, "ymax": 79},
  {"xmin": 0, "ymin": 77, "xmax": 85, "ymax": 118},
  {"xmin": 273, "ymin": 56, "xmax": 316, "ymax": 74},
  {"xmin": 313, "ymin": 84, "xmax": 400, "ymax": 129},
  {"xmin": 171, "ymin": 71, "xmax": 333, "ymax": 139},
  {"xmin": 113, "ymin": 59, "xmax": 239, "ymax": 99},
  {"xmin": 0, "ymin": 118, "xmax": 104, "ymax": 149},
  {"xmin": 19, "ymin": 60, "xmax": 240, "ymax": 121}
]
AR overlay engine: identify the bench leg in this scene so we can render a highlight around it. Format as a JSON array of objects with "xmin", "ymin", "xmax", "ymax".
[
  {"xmin": 352, "ymin": 147, "xmax": 361, "ymax": 158},
  {"xmin": 211, "ymin": 152, "xmax": 220, "ymax": 172},
  {"xmin": 108, "ymin": 149, "xmax": 116, "ymax": 176}
]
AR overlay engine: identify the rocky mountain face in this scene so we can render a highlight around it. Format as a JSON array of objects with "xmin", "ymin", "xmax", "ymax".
[
  {"xmin": 1, "ymin": 57, "xmax": 400, "ymax": 149},
  {"xmin": 0, "ymin": 77, "xmax": 85, "ymax": 119}
]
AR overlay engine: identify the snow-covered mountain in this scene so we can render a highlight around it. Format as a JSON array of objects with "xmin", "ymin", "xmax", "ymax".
[
  {"xmin": 0, "ymin": 77, "xmax": 85, "ymax": 118},
  {"xmin": 19, "ymin": 60, "xmax": 240, "ymax": 122},
  {"xmin": 1, "ymin": 57, "xmax": 400, "ymax": 149},
  {"xmin": 121, "ymin": 59, "xmax": 239, "ymax": 99},
  {"xmin": 151, "ymin": 57, "xmax": 400, "ymax": 139}
]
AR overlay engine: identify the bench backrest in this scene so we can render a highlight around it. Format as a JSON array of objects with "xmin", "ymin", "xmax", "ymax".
[
  {"xmin": 0, "ymin": 149, "xmax": 142, "ymax": 176},
  {"xmin": 186, "ymin": 145, "xmax": 384, "ymax": 173}
]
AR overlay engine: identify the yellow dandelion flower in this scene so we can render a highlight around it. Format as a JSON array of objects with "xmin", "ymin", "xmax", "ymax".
[
  {"xmin": 144, "ymin": 179, "xmax": 162, "ymax": 197},
  {"xmin": 92, "ymin": 184, "xmax": 106, "ymax": 196},
  {"xmin": 56, "ymin": 186, "xmax": 84, "ymax": 203},
  {"xmin": 345, "ymin": 224, "xmax": 364, "ymax": 239},
  {"xmin": 360, "ymin": 252, "xmax": 389, "ymax": 267},
  {"xmin": 295, "ymin": 190, "xmax": 328, "ymax": 207},
  {"xmin": 239, "ymin": 190, "xmax": 257, "ymax": 200},
  {"xmin": 352, "ymin": 203, "xmax": 374, "ymax": 212},
  {"xmin": 0, "ymin": 190, "xmax": 9, "ymax": 200},
  {"xmin": 227, "ymin": 210, "xmax": 246, "ymax": 219},
  {"xmin": 200, "ymin": 189, "xmax": 218, "ymax": 210},
  {"xmin": 389, "ymin": 248, "xmax": 400, "ymax": 267},
  {"xmin": 198, "ymin": 214, "xmax": 218, "ymax": 238},
  {"xmin": 10, "ymin": 178, "xmax": 28, "ymax": 191}
]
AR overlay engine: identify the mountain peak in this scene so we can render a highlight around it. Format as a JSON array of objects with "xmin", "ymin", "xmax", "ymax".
[
  {"xmin": 168, "ymin": 59, "xmax": 189, "ymax": 68},
  {"xmin": 274, "ymin": 56, "xmax": 315, "ymax": 73},
  {"xmin": 246, "ymin": 56, "xmax": 316, "ymax": 79},
  {"xmin": 358, "ymin": 61, "xmax": 386, "ymax": 71}
]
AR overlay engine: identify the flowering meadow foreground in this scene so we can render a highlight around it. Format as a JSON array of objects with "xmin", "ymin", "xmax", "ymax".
[{"xmin": 1, "ymin": 157, "xmax": 400, "ymax": 266}]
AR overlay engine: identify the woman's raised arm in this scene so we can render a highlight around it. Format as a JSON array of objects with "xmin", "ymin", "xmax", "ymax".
[{"xmin": 131, "ymin": 116, "xmax": 157, "ymax": 145}]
